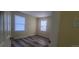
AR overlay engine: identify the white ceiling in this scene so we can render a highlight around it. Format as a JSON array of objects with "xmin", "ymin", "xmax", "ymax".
[{"xmin": 21, "ymin": 11, "xmax": 52, "ymax": 17}]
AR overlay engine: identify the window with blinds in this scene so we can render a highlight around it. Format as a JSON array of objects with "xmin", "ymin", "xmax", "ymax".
[{"xmin": 14, "ymin": 15, "xmax": 25, "ymax": 31}]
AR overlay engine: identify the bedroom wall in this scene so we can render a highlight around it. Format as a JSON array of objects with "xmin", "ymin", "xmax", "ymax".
[
  {"xmin": 49, "ymin": 11, "xmax": 60, "ymax": 47},
  {"xmin": 58, "ymin": 11, "xmax": 79, "ymax": 47},
  {"xmin": 0, "ymin": 11, "xmax": 11, "ymax": 47},
  {"xmin": 11, "ymin": 12, "xmax": 36, "ymax": 38}
]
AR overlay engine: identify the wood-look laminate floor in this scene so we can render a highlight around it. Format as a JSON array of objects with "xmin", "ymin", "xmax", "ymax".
[{"xmin": 11, "ymin": 35, "xmax": 51, "ymax": 47}]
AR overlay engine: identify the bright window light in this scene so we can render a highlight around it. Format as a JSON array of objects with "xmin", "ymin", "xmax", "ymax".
[
  {"xmin": 15, "ymin": 15, "xmax": 25, "ymax": 31},
  {"xmin": 40, "ymin": 20, "xmax": 47, "ymax": 31}
]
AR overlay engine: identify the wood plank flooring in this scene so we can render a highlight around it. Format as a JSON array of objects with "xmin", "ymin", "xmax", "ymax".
[{"xmin": 11, "ymin": 35, "xmax": 51, "ymax": 47}]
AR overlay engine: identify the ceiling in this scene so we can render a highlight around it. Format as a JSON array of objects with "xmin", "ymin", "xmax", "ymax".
[{"xmin": 21, "ymin": 11, "xmax": 52, "ymax": 17}]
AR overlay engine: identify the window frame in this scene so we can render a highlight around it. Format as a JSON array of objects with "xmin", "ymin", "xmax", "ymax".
[
  {"xmin": 14, "ymin": 14, "xmax": 26, "ymax": 32},
  {"xmin": 40, "ymin": 18, "xmax": 47, "ymax": 32}
]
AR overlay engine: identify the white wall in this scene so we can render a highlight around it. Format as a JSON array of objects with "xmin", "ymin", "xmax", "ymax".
[
  {"xmin": 0, "ymin": 11, "xmax": 11, "ymax": 47},
  {"xmin": 49, "ymin": 11, "xmax": 60, "ymax": 47},
  {"xmin": 11, "ymin": 12, "xmax": 37, "ymax": 38}
]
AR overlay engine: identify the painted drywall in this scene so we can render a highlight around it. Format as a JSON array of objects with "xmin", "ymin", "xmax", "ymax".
[
  {"xmin": 11, "ymin": 12, "xmax": 36, "ymax": 38},
  {"xmin": 58, "ymin": 11, "xmax": 79, "ymax": 47},
  {"xmin": 49, "ymin": 11, "xmax": 60, "ymax": 47},
  {"xmin": 0, "ymin": 11, "xmax": 11, "ymax": 47},
  {"xmin": 27, "ymin": 15, "xmax": 36, "ymax": 36}
]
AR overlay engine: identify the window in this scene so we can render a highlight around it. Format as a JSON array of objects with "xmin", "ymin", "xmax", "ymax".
[
  {"xmin": 40, "ymin": 19, "xmax": 47, "ymax": 31},
  {"xmin": 15, "ymin": 15, "xmax": 25, "ymax": 31}
]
